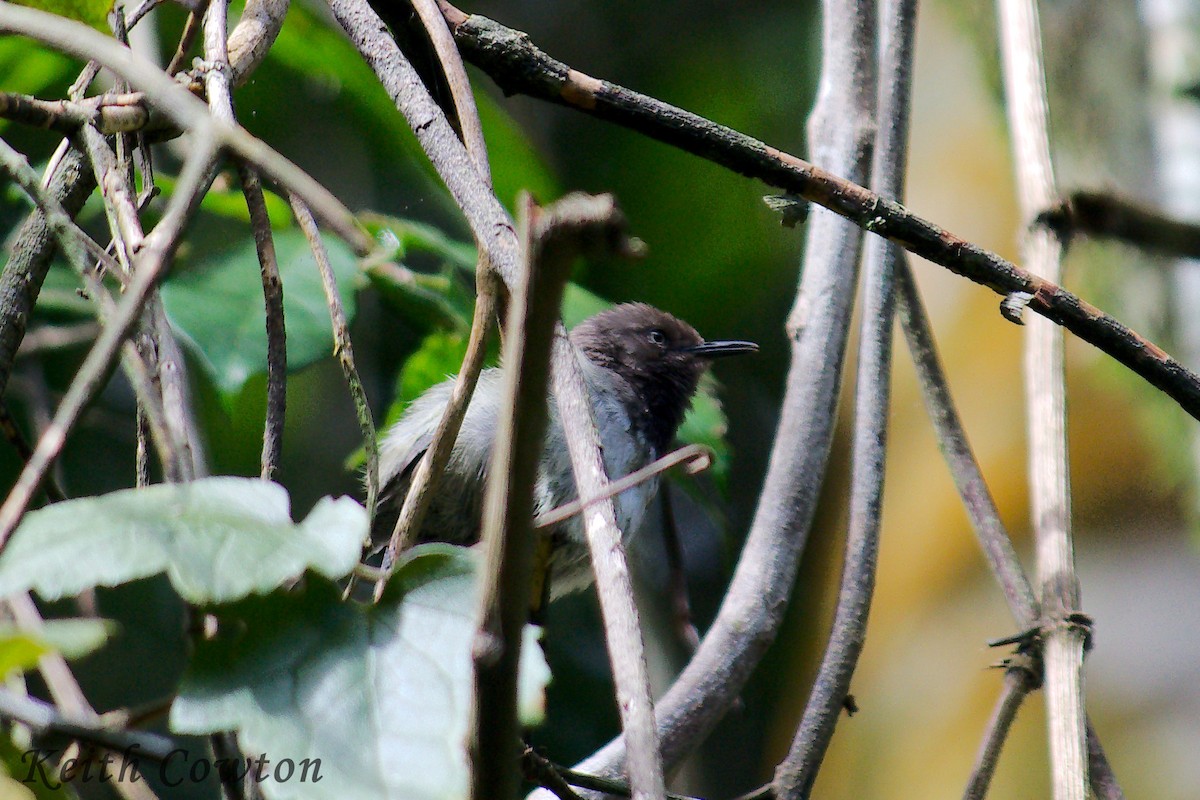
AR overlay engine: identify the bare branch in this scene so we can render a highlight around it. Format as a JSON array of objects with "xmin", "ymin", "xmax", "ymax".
[
  {"xmin": 964, "ymin": 665, "xmax": 1038, "ymax": 800},
  {"xmin": 547, "ymin": 196, "xmax": 665, "ymax": 800},
  {"xmin": 1041, "ymin": 191, "xmax": 1200, "ymax": 260},
  {"xmin": 0, "ymin": 145, "xmax": 95, "ymax": 402},
  {"xmin": 410, "ymin": 0, "xmax": 490, "ymax": 182},
  {"xmin": 469, "ymin": 193, "xmax": 577, "ymax": 800},
  {"xmin": 379, "ymin": 273, "xmax": 499, "ymax": 567},
  {"xmin": 0, "ymin": 2, "xmax": 370, "ymax": 255},
  {"xmin": 438, "ymin": 3, "xmax": 1200, "ymax": 422},
  {"xmin": 997, "ymin": 1, "xmax": 1089, "ymax": 797},
  {"xmin": 0, "ymin": 687, "xmax": 175, "ymax": 761},
  {"xmin": 239, "ymin": 166, "xmax": 287, "ymax": 480},
  {"xmin": 289, "ymin": 195, "xmax": 378, "ymax": 523},
  {"xmin": 326, "ymin": 0, "xmax": 519, "ymax": 282}
]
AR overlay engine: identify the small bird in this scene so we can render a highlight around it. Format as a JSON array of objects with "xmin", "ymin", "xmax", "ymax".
[{"xmin": 371, "ymin": 303, "xmax": 757, "ymax": 597}]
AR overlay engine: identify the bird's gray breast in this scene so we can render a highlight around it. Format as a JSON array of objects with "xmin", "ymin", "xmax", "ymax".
[
  {"xmin": 375, "ymin": 362, "xmax": 658, "ymax": 596},
  {"xmin": 537, "ymin": 359, "xmax": 657, "ymax": 595}
]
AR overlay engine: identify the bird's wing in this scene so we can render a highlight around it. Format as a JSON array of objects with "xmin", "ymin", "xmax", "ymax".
[{"xmin": 370, "ymin": 430, "xmax": 434, "ymax": 550}]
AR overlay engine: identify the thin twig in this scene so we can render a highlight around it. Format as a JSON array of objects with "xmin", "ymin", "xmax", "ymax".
[
  {"xmin": 0, "ymin": 687, "xmax": 176, "ymax": 760},
  {"xmin": 438, "ymin": 2, "xmax": 1200, "ymax": 422},
  {"xmin": 468, "ymin": 193, "xmax": 576, "ymax": 800},
  {"xmin": 166, "ymin": 0, "xmax": 210, "ymax": 76},
  {"xmin": 895, "ymin": 262, "xmax": 1040, "ymax": 628},
  {"xmin": 0, "ymin": 139, "xmax": 219, "ymax": 549},
  {"xmin": 326, "ymin": 0, "xmax": 519, "ymax": 281},
  {"xmin": 534, "ymin": 444, "xmax": 711, "ymax": 530},
  {"xmin": 239, "ymin": 165, "xmax": 287, "ymax": 480},
  {"xmin": 78, "ymin": 120, "xmax": 198, "ymax": 482},
  {"xmin": 410, "ymin": 0, "xmax": 490, "ymax": 182},
  {"xmin": 289, "ymin": 196, "xmax": 378, "ymax": 518},
  {"xmin": 0, "ymin": 3, "xmax": 371, "ymax": 256},
  {"xmin": 997, "ymin": 1, "xmax": 1088, "ymax": 797},
  {"xmin": 378, "ymin": 272, "xmax": 498, "ymax": 575},
  {"xmin": 963, "ymin": 664, "xmax": 1038, "ymax": 800},
  {"xmin": 16, "ymin": 323, "xmax": 102, "ymax": 359}
]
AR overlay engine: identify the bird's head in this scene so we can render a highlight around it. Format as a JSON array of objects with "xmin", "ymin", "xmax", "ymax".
[{"xmin": 570, "ymin": 303, "xmax": 757, "ymax": 451}]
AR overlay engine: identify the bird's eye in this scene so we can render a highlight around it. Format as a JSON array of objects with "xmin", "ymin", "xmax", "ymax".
[{"xmin": 648, "ymin": 329, "xmax": 667, "ymax": 346}]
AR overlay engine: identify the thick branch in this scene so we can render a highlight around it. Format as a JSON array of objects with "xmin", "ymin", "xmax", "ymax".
[
  {"xmin": 469, "ymin": 194, "xmax": 578, "ymax": 800},
  {"xmin": 440, "ymin": 4, "xmax": 1200, "ymax": 422},
  {"xmin": 0, "ymin": 145, "xmax": 95, "ymax": 401}
]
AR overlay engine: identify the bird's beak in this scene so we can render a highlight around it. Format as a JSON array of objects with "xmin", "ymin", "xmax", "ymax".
[{"xmin": 683, "ymin": 339, "xmax": 759, "ymax": 359}]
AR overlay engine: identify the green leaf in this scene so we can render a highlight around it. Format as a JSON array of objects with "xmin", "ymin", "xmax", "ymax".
[
  {"xmin": 0, "ymin": 619, "xmax": 116, "ymax": 678},
  {"xmin": 8, "ymin": 0, "xmax": 110, "ymax": 31},
  {"xmin": 161, "ymin": 229, "xmax": 358, "ymax": 399},
  {"xmin": 171, "ymin": 546, "xmax": 551, "ymax": 800},
  {"xmin": 0, "ymin": 478, "xmax": 366, "ymax": 604},
  {"xmin": 156, "ymin": 173, "xmax": 292, "ymax": 230}
]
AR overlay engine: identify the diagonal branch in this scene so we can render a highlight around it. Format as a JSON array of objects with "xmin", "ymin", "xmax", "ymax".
[{"xmin": 438, "ymin": 2, "xmax": 1200, "ymax": 423}]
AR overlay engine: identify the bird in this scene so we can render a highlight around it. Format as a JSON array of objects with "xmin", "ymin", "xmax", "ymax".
[{"xmin": 370, "ymin": 303, "xmax": 757, "ymax": 598}]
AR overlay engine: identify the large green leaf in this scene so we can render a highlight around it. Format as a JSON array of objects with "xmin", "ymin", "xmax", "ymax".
[
  {"xmin": 161, "ymin": 229, "xmax": 358, "ymax": 399},
  {"xmin": 0, "ymin": 478, "xmax": 365, "ymax": 604},
  {"xmin": 171, "ymin": 546, "xmax": 551, "ymax": 800}
]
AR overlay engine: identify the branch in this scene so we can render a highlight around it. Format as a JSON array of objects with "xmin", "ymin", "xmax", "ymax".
[
  {"xmin": 556, "ymin": 13, "xmax": 870, "ymax": 793},
  {"xmin": 0, "ymin": 144, "xmax": 94, "ymax": 402},
  {"xmin": 963, "ymin": 664, "xmax": 1038, "ymax": 800},
  {"xmin": 547, "ymin": 197, "xmax": 664, "ymax": 800},
  {"xmin": 895, "ymin": 261, "xmax": 1040, "ymax": 628},
  {"xmin": 534, "ymin": 444, "xmax": 710, "ymax": 531},
  {"xmin": 326, "ymin": 0, "xmax": 519, "ymax": 282},
  {"xmin": 239, "ymin": 165, "xmax": 287, "ymax": 480},
  {"xmin": 0, "ymin": 140, "xmax": 219, "ymax": 548},
  {"xmin": 438, "ymin": 2, "xmax": 1200, "ymax": 422},
  {"xmin": 774, "ymin": 0, "xmax": 912, "ymax": 794},
  {"xmin": 0, "ymin": 3, "xmax": 371, "ymax": 256},
  {"xmin": 997, "ymin": 1, "xmax": 1089, "ymax": 797},
  {"xmin": 0, "ymin": 687, "xmax": 175, "ymax": 761},
  {"xmin": 409, "ymin": 0, "xmax": 490, "ymax": 181},
  {"xmin": 289, "ymin": 195, "xmax": 379, "ymax": 520},
  {"xmin": 1041, "ymin": 191, "xmax": 1200, "ymax": 260},
  {"xmin": 469, "ymin": 193, "xmax": 577, "ymax": 800}
]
